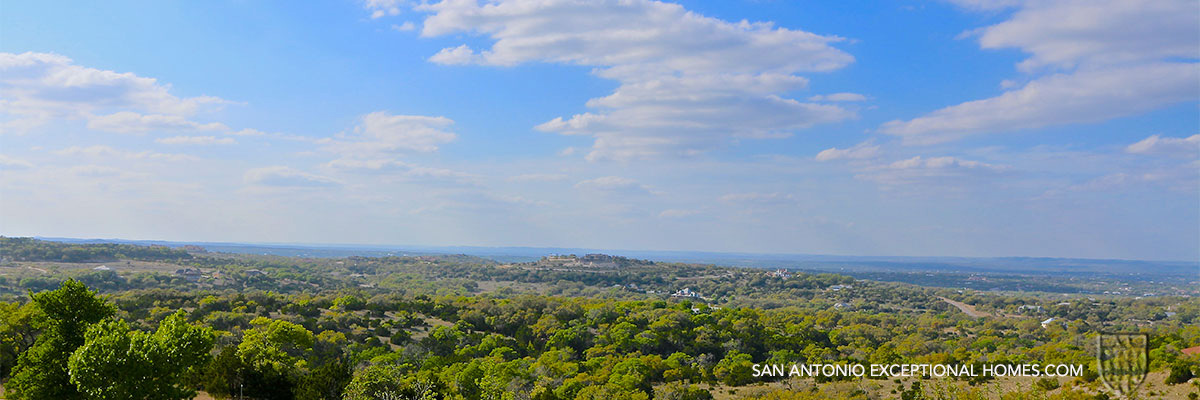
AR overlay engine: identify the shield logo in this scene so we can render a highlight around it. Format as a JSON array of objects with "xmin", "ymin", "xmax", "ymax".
[{"xmin": 1097, "ymin": 332, "xmax": 1148, "ymax": 399}]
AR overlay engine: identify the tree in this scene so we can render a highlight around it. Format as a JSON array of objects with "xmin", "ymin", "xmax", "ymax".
[
  {"xmin": 295, "ymin": 357, "xmax": 353, "ymax": 400},
  {"xmin": 0, "ymin": 301, "xmax": 41, "ymax": 379},
  {"xmin": 238, "ymin": 316, "xmax": 315, "ymax": 377},
  {"xmin": 343, "ymin": 365, "xmax": 443, "ymax": 400},
  {"xmin": 655, "ymin": 382, "xmax": 713, "ymax": 400},
  {"xmin": 7, "ymin": 279, "xmax": 114, "ymax": 400},
  {"xmin": 712, "ymin": 351, "xmax": 754, "ymax": 386},
  {"xmin": 67, "ymin": 311, "xmax": 215, "ymax": 400},
  {"xmin": 231, "ymin": 316, "xmax": 316, "ymax": 399}
]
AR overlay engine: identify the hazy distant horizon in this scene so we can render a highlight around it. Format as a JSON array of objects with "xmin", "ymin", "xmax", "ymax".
[{"xmin": 23, "ymin": 235, "xmax": 1200, "ymax": 265}]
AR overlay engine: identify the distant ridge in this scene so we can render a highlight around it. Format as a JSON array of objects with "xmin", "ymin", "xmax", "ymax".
[{"xmin": 28, "ymin": 236, "xmax": 1198, "ymax": 281}]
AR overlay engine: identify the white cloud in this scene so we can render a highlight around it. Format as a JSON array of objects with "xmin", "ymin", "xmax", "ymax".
[
  {"xmin": 429, "ymin": 45, "xmax": 478, "ymax": 65},
  {"xmin": 324, "ymin": 111, "xmax": 456, "ymax": 156},
  {"xmin": 88, "ymin": 111, "xmax": 227, "ymax": 134},
  {"xmin": 815, "ymin": 140, "xmax": 880, "ymax": 161},
  {"xmin": 882, "ymin": 0, "xmax": 1199, "ymax": 143},
  {"xmin": 227, "ymin": 128, "xmax": 266, "ymax": 136},
  {"xmin": 415, "ymin": 0, "xmax": 856, "ymax": 160},
  {"xmin": 808, "ymin": 92, "xmax": 868, "ymax": 102},
  {"xmin": 976, "ymin": 0, "xmax": 1199, "ymax": 72},
  {"xmin": 155, "ymin": 135, "xmax": 236, "ymax": 145},
  {"xmin": 857, "ymin": 156, "xmax": 1007, "ymax": 185},
  {"xmin": 325, "ymin": 158, "xmax": 476, "ymax": 182},
  {"xmin": 1050, "ymin": 165, "xmax": 1199, "ymax": 195},
  {"xmin": 507, "ymin": 173, "xmax": 567, "ymax": 182},
  {"xmin": 55, "ymin": 145, "xmax": 198, "ymax": 162},
  {"xmin": 1125, "ymin": 134, "xmax": 1199, "ymax": 158},
  {"xmin": 881, "ymin": 63, "xmax": 1198, "ymax": 144},
  {"xmin": 574, "ymin": 176, "xmax": 653, "ymax": 194},
  {"xmin": 0, "ymin": 155, "xmax": 33, "ymax": 169},
  {"xmin": 67, "ymin": 165, "xmax": 145, "ymax": 180},
  {"xmin": 366, "ymin": 0, "xmax": 404, "ymax": 18},
  {"xmin": 0, "ymin": 52, "xmax": 226, "ymax": 131},
  {"xmin": 244, "ymin": 166, "xmax": 339, "ymax": 187},
  {"xmin": 391, "ymin": 21, "xmax": 416, "ymax": 31}
]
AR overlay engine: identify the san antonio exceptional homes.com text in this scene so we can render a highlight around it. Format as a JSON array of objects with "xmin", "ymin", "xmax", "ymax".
[{"xmin": 752, "ymin": 363, "xmax": 1087, "ymax": 378}]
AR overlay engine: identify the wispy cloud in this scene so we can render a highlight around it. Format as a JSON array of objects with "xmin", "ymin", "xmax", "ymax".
[
  {"xmin": 244, "ymin": 166, "xmax": 339, "ymax": 187},
  {"xmin": 1126, "ymin": 134, "xmax": 1199, "ymax": 158},
  {"xmin": 155, "ymin": 135, "xmax": 236, "ymax": 145}
]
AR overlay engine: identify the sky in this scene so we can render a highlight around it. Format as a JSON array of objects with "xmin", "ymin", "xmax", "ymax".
[{"xmin": 1, "ymin": 0, "xmax": 1197, "ymax": 261}]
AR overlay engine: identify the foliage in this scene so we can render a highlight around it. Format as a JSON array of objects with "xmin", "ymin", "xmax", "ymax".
[
  {"xmin": 6, "ymin": 279, "xmax": 114, "ymax": 400},
  {"xmin": 1167, "ymin": 361, "xmax": 1196, "ymax": 385},
  {"xmin": 67, "ymin": 311, "xmax": 214, "ymax": 399}
]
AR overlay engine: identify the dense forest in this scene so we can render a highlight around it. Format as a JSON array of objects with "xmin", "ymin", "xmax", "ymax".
[{"xmin": 0, "ymin": 238, "xmax": 1197, "ymax": 399}]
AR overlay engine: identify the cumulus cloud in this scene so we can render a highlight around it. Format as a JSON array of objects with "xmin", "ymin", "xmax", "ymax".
[
  {"xmin": 1125, "ymin": 134, "xmax": 1199, "ymax": 158},
  {"xmin": 244, "ymin": 166, "xmax": 339, "ymax": 187},
  {"xmin": 391, "ymin": 22, "xmax": 417, "ymax": 32},
  {"xmin": 429, "ymin": 45, "xmax": 479, "ymax": 65},
  {"xmin": 324, "ymin": 111, "xmax": 456, "ymax": 156},
  {"xmin": 574, "ymin": 176, "xmax": 654, "ymax": 194},
  {"xmin": 815, "ymin": 140, "xmax": 880, "ymax": 161},
  {"xmin": 414, "ymin": 0, "xmax": 856, "ymax": 160},
  {"xmin": 0, "ymin": 52, "xmax": 226, "ymax": 131},
  {"xmin": 155, "ymin": 135, "xmax": 236, "ymax": 145},
  {"xmin": 881, "ymin": 0, "xmax": 1199, "ymax": 143}
]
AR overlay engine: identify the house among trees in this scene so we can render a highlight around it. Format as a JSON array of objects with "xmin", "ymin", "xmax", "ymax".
[
  {"xmin": 672, "ymin": 287, "xmax": 702, "ymax": 299},
  {"xmin": 174, "ymin": 268, "xmax": 203, "ymax": 282}
]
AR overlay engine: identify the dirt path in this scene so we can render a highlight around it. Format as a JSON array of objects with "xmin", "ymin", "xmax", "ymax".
[{"xmin": 938, "ymin": 296, "xmax": 990, "ymax": 318}]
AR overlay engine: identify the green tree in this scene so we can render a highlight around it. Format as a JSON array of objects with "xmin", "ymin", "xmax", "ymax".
[
  {"xmin": 67, "ymin": 311, "xmax": 215, "ymax": 399},
  {"xmin": 238, "ymin": 316, "xmax": 315, "ymax": 377},
  {"xmin": 0, "ymin": 301, "xmax": 41, "ymax": 379},
  {"xmin": 713, "ymin": 351, "xmax": 754, "ymax": 386},
  {"xmin": 294, "ymin": 357, "xmax": 353, "ymax": 400},
  {"xmin": 343, "ymin": 365, "xmax": 442, "ymax": 400},
  {"xmin": 655, "ymin": 382, "xmax": 714, "ymax": 400},
  {"xmin": 7, "ymin": 279, "xmax": 114, "ymax": 400}
]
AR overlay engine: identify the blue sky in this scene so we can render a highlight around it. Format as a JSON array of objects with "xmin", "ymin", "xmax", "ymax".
[{"xmin": 1, "ymin": 0, "xmax": 1197, "ymax": 260}]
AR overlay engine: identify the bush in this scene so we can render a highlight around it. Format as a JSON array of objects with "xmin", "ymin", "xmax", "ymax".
[
  {"xmin": 1035, "ymin": 377, "xmax": 1060, "ymax": 391},
  {"xmin": 1167, "ymin": 362, "xmax": 1194, "ymax": 385}
]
